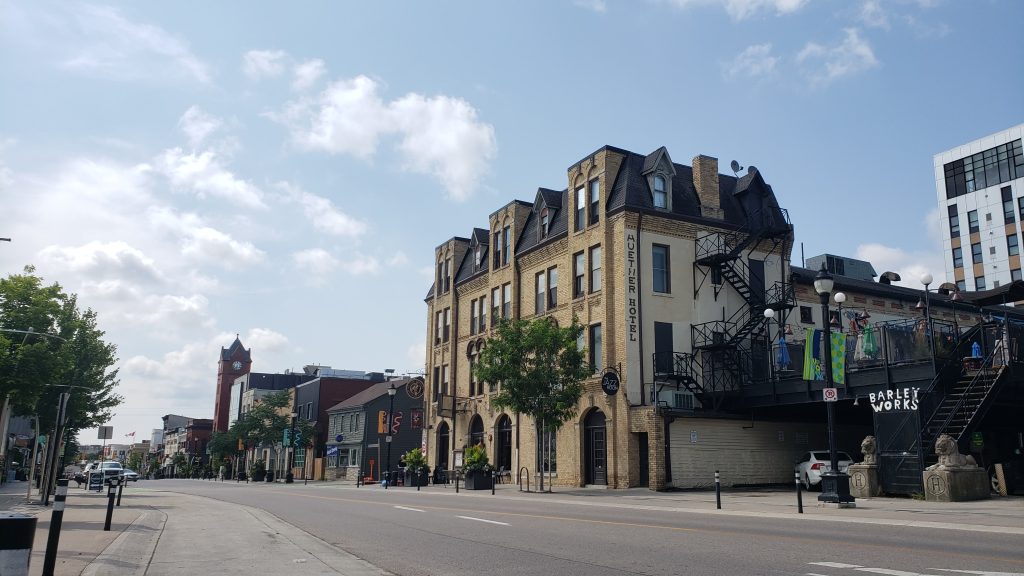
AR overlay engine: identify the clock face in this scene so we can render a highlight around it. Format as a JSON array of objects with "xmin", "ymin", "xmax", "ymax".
[
  {"xmin": 232, "ymin": 361, "xmax": 242, "ymax": 371},
  {"xmin": 406, "ymin": 379, "xmax": 424, "ymax": 399}
]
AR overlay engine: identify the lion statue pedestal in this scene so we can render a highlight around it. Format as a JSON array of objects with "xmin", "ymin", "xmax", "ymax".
[
  {"xmin": 849, "ymin": 436, "xmax": 881, "ymax": 498},
  {"xmin": 923, "ymin": 434, "xmax": 989, "ymax": 502}
]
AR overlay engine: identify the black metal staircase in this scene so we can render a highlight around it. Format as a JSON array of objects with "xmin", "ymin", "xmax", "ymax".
[{"xmin": 920, "ymin": 359, "xmax": 1007, "ymax": 464}]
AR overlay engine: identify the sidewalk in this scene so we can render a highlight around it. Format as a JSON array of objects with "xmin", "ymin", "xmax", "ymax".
[{"xmin": 1, "ymin": 478, "xmax": 1021, "ymax": 575}]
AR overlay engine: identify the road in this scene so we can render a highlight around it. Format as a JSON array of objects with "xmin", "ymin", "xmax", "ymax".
[{"xmin": 145, "ymin": 480, "xmax": 1022, "ymax": 576}]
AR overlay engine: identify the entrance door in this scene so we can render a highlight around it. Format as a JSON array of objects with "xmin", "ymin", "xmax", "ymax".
[
  {"xmin": 436, "ymin": 422, "xmax": 450, "ymax": 473},
  {"xmin": 748, "ymin": 258, "xmax": 766, "ymax": 304},
  {"xmin": 585, "ymin": 410, "xmax": 607, "ymax": 485},
  {"xmin": 495, "ymin": 415, "xmax": 512, "ymax": 472},
  {"xmin": 638, "ymin": 432, "xmax": 649, "ymax": 487}
]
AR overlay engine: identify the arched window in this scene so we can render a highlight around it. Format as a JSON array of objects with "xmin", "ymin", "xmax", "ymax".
[{"xmin": 469, "ymin": 415, "xmax": 485, "ymax": 447}]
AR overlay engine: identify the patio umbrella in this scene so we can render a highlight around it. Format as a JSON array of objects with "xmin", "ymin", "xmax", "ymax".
[{"xmin": 776, "ymin": 335, "xmax": 791, "ymax": 370}]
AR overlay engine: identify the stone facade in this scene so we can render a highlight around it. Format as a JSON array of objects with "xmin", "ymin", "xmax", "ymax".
[{"xmin": 423, "ymin": 144, "xmax": 794, "ymax": 489}]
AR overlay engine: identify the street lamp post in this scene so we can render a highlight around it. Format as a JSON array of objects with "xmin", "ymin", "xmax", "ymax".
[
  {"xmin": 813, "ymin": 264, "xmax": 855, "ymax": 506},
  {"xmin": 384, "ymin": 383, "xmax": 397, "ymax": 489},
  {"xmin": 916, "ymin": 273, "xmax": 936, "ymax": 374},
  {"xmin": 833, "ymin": 292, "xmax": 847, "ymax": 333},
  {"xmin": 286, "ymin": 412, "xmax": 297, "ymax": 484}
]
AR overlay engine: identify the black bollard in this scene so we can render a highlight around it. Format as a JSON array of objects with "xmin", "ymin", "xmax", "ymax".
[
  {"xmin": 795, "ymin": 471, "xmax": 803, "ymax": 514},
  {"xmin": 715, "ymin": 470, "xmax": 721, "ymax": 510},
  {"xmin": 356, "ymin": 469, "xmax": 362, "ymax": 488},
  {"xmin": 416, "ymin": 467, "xmax": 421, "ymax": 492},
  {"xmin": 116, "ymin": 478, "xmax": 125, "ymax": 507},
  {"xmin": 0, "ymin": 513, "xmax": 37, "ymax": 576},
  {"xmin": 491, "ymin": 469, "xmax": 496, "ymax": 495},
  {"xmin": 42, "ymin": 479, "xmax": 69, "ymax": 576},
  {"xmin": 103, "ymin": 478, "xmax": 119, "ymax": 531},
  {"xmin": 455, "ymin": 469, "xmax": 460, "ymax": 494}
]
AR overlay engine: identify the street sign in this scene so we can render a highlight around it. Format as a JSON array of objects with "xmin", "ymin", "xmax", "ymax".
[
  {"xmin": 600, "ymin": 370, "xmax": 620, "ymax": 395},
  {"xmin": 823, "ymin": 388, "xmax": 838, "ymax": 402},
  {"xmin": 97, "ymin": 426, "xmax": 113, "ymax": 440}
]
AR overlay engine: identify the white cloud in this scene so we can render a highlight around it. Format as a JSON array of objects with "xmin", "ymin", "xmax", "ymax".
[
  {"xmin": 178, "ymin": 106, "xmax": 223, "ymax": 148},
  {"xmin": 797, "ymin": 28, "xmax": 879, "ymax": 87},
  {"xmin": 148, "ymin": 207, "xmax": 265, "ymax": 269},
  {"xmin": 155, "ymin": 147, "xmax": 266, "ymax": 209},
  {"xmin": 243, "ymin": 328, "xmax": 290, "ymax": 355},
  {"xmin": 723, "ymin": 44, "xmax": 778, "ymax": 79},
  {"xmin": 664, "ymin": 0, "xmax": 807, "ymax": 20},
  {"xmin": 405, "ymin": 341, "xmax": 426, "ymax": 374},
  {"xmin": 292, "ymin": 59, "xmax": 327, "ymax": 91},
  {"xmin": 390, "ymin": 93, "xmax": 497, "ymax": 202},
  {"xmin": 293, "ymin": 248, "xmax": 338, "ymax": 285},
  {"xmin": 347, "ymin": 253, "xmax": 381, "ymax": 276},
  {"xmin": 858, "ymin": 0, "xmax": 890, "ymax": 29},
  {"xmin": 269, "ymin": 74, "xmax": 496, "ymax": 201},
  {"xmin": 242, "ymin": 49, "xmax": 287, "ymax": 80},
  {"xmin": 59, "ymin": 4, "xmax": 211, "ymax": 84},
  {"xmin": 854, "ymin": 208, "xmax": 946, "ymax": 289},
  {"xmin": 387, "ymin": 251, "xmax": 409, "ymax": 267},
  {"xmin": 278, "ymin": 181, "xmax": 368, "ymax": 237},
  {"xmin": 37, "ymin": 241, "xmax": 163, "ymax": 285},
  {"xmin": 574, "ymin": 0, "xmax": 608, "ymax": 12}
]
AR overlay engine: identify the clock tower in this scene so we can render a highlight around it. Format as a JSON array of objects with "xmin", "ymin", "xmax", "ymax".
[{"xmin": 214, "ymin": 335, "xmax": 252, "ymax": 432}]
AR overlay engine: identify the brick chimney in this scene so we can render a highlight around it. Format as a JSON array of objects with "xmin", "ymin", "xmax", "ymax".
[{"xmin": 692, "ymin": 155, "xmax": 723, "ymax": 219}]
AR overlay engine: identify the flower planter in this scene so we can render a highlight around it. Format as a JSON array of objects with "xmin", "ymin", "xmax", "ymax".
[
  {"xmin": 251, "ymin": 471, "xmax": 265, "ymax": 482},
  {"xmin": 464, "ymin": 470, "xmax": 493, "ymax": 490}
]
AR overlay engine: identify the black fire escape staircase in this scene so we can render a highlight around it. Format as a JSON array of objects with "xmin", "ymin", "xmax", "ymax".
[{"xmin": 685, "ymin": 208, "xmax": 793, "ymax": 411}]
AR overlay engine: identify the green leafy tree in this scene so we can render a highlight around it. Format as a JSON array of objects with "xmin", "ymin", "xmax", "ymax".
[
  {"xmin": 474, "ymin": 317, "xmax": 590, "ymax": 489},
  {"xmin": 0, "ymin": 267, "xmax": 121, "ymax": 472},
  {"xmin": 233, "ymin": 390, "xmax": 292, "ymax": 448}
]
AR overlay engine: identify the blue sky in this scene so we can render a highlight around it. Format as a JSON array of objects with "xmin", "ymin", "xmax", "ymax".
[{"xmin": 1, "ymin": 0, "xmax": 1021, "ymax": 443}]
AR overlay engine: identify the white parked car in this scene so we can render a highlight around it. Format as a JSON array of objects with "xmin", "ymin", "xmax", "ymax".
[
  {"xmin": 120, "ymin": 469, "xmax": 140, "ymax": 482},
  {"xmin": 795, "ymin": 450, "xmax": 854, "ymax": 489}
]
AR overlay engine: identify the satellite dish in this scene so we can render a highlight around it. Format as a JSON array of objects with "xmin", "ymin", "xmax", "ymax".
[{"xmin": 730, "ymin": 160, "xmax": 742, "ymax": 175}]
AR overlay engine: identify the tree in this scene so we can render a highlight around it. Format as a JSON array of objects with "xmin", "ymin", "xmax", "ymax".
[
  {"xmin": 473, "ymin": 317, "xmax": 590, "ymax": 490},
  {"xmin": 0, "ymin": 267, "xmax": 121, "ymax": 474}
]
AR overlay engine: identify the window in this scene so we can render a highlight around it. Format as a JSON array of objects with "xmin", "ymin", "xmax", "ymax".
[
  {"xmin": 307, "ymin": 402, "xmax": 313, "ymax": 420},
  {"xmin": 1003, "ymin": 187, "xmax": 1015, "ymax": 224},
  {"xmin": 440, "ymin": 364, "xmax": 449, "ymax": 397},
  {"xmin": 535, "ymin": 272, "xmax": 546, "ymax": 315},
  {"xmin": 826, "ymin": 255, "xmax": 846, "ymax": 276},
  {"xmin": 673, "ymin": 392, "xmax": 694, "ymax": 410},
  {"xmin": 493, "ymin": 232, "xmax": 501, "ymax": 268},
  {"xmin": 947, "ymin": 205, "xmax": 960, "ymax": 238},
  {"xmin": 502, "ymin": 283, "xmax": 511, "ymax": 319},
  {"xmin": 971, "ymin": 242, "xmax": 983, "ymax": 265},
  {"xmin": 470, "ymin": 298, "xmax": 478, "ymax": 335},
  {"xmin": 952, "ymin": 247, "xmax": 963, "ymax": 268},
  {"xmin": 944, "ymin": 139, "xmax": 1023, "ymax": 199},
  {"xmin": 976, "ymin": 276, "xmax": 986, "ymax": 290},
  {"xmin": 547, "ymin": 267, "xmax": 558, "ymax": 308},
  {"xmin": 589, "ymin": 324, "xmax": 602, "ymax": 373},
  {"xmin": 956, "ymin": 279, "xmax": 966, "ymax": 292},
  {"xmin": 436, "ymin": 261, "xmax": 444, "ymax": 295},
  {"xmin": 968, "ymin": 210, "xmax": 979, "ymax": 234},
  {"xmin": 589, "ymin": 179, "xmax": 600, "ymax": 225},
  {"xmin": 536, "ymin": 427, "xmax": 557, "ymax": 473},
  {"xmin": 1019, "ymin": 197, "xmax": 1024, "ymax": 223},
  {"xmin": 589, "ymin": 245, "xmax": 601, "ymax": 293},
  {"xmin": 575, "ymin": 187, "xmax": 585, "ymax": 232},
  {"xmin": 479, "ymin": 296, "xmax": 487, "ymax": 332},
  {"xmin": 540, "ymin": 208, "xmax": 550, "ymax": 238},
  {"xmin": 443, "ymin": 259, "xmax": 451, "ymax": 292},
  {"xmin": 1013, "ymin": 269, "xmax": 1023, "ymax": 282},
  {"xmin": 799, "ymin": 306, "xmax": 813, "ymax": 324},
  {"xmin": 573, "ymin": 251, "xmax": 585, "ymax": 298},
  {"xmin": 443, "ymin": 308, "xmax": 451, "ymax": 342},
  {"xmin": 653, "ymin": 175, "xmax": 667, "ymax": 209},
  {"xmin": 502, "ymin": 226, "xmax": 510, "ymax": 266},
  {"xmin": 491, "ymin": 287, "xmax": 501, "ymax": 325},
  {"xmin": 475, "ymin": 246, "xmax": 482, "ymax": 269},
  {"xmin": 435, "ymin": 310, "xmax": 443, "ymax": 344},
  {"xmin": 652, "ymin": 245, "xmax": 670, "ymax": 293},
  {"xmin": 1010, "ymin": 234, "xmax": 1020, "ymax": 256},
  {"xmin": 432, "ymin": 367, "xmax": 440, "ymax": 400}
]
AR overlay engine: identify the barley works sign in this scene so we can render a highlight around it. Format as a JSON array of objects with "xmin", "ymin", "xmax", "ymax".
[{"xmin": 869, "ymin": 387, "xmax": 919, "ymax": 412}]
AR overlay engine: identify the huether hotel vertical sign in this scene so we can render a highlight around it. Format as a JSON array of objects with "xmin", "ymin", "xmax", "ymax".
[{"xmin": 625, "ymin": 229, "xmax": 640, "ymax": 399}]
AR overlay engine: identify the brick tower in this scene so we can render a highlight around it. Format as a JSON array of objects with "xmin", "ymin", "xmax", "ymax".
[{"xmin": 214, "ymin": 335, "xmax": 252, "ymax": 432}]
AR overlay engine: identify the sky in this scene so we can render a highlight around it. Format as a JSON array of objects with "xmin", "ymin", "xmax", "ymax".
[{"xmin": 1, "ymin": 0, "xmax": 1021, "ymax": 445}]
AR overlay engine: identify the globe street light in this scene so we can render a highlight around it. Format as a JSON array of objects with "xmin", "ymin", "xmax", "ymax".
[
  {"xmin": 813, "ymin": 264, "xmax": 855, "ymax": 506},
  {"xmin": 833, "ymin": 292, "xmax": 847, "ymax": 333},
  {"xmin": 384, "ymin": 382, "xmax": 397, "ymax": 489}
]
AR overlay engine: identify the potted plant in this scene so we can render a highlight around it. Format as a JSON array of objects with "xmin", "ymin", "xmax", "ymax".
[
  {"xmin": 462, "ymin": 444, "xmax": 493, "ymax": 490},
  {"xmin": 402, "ymin": 448, "xmax": 431, "ymax": 487},
  {"xmin": 250, "ymin": 459, "xmax": 266, "ymax": 482}
]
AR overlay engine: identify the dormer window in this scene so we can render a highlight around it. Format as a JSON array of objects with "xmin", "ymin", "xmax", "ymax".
[
  {"xmin": 653, "ymin": 175, "xmax": 667, "ymax": 209},
  {"xmin": 540, "ymin": 208, "xmax": 550, "ymax": 239},
  {"xmin": 475, "ymin": 247, "xmax": 482, "ymax": 268}
]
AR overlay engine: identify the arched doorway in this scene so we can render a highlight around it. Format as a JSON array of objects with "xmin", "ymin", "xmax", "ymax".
[
  {"xmin": 495, "ymin": 415, "xmax": 512, "ymax": 472},
  {"xmin": 584, "ymin": 409, "xmax": 607, "ymax": 485},
  {"xmin": 469, "ymin": 415, "xmax": 485, "ymax": 447},
  {"xmin": 436, "ymin": 422, "xmax": 450, "ymax": 473}
]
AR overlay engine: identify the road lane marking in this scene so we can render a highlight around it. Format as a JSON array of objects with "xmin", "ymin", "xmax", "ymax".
[
  {"xmin": 457, "ymin": 515, "xmax": 509, "ymax": 526},
  {"xmin": 394, "ymin": 506, "xmax": 424, "ymax": 513},
  {"xmin": 811, "ymin": 563, "xmax": 863, "ymax": 569}
]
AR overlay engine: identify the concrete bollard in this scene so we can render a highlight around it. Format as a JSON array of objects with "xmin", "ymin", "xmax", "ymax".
[
  {"xmin": 0, "ymin": 513, "xmax": 38, "ymax": 576},
  {"xmin": 715, "ymin": 470, "xmax": 721, "ymax": 510}
]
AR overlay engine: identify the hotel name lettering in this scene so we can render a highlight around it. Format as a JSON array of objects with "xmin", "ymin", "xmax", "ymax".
[{"xmin": 626, "ymin": 231, "xmax": 639, "ymax": 342}]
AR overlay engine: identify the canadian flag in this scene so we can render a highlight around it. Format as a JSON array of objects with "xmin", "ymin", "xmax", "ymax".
[{"xmin": 126, "ymin": 431, "xmax": 135, "ymax": 438}]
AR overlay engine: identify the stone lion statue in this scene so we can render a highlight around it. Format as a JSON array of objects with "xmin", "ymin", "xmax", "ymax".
[
  {"xmin": 925, "ymin": 434, "xmax": 977, "ymax": 470},
  {"xmin": 860, "ymin": 435, "xmax": 877, "ymax": 465}
]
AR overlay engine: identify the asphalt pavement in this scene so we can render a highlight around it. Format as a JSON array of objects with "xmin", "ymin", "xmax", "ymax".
[{"xmin": 1, "ymin": 477, "xmax": 1021, "ymax": 575}]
